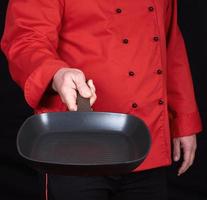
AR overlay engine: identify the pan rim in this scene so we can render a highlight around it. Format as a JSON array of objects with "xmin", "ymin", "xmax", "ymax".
[{"xmin": 16, "ymin": 111, "xmax": 151, "ymax": 167}]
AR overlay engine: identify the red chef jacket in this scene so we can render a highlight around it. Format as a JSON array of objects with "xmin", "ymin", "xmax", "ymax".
[{"xmin": 1, "ymin": 0, "xmax": 202, "ymax": 171}]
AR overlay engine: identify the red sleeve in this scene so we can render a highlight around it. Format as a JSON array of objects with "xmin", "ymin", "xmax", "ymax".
[
  {"xmin": 1, "ymin": 0, "xmax": 67, "ymax": 111},
  {"xmin": 166, "ymin": 0, "xmax": 202, "ymax": 137}
]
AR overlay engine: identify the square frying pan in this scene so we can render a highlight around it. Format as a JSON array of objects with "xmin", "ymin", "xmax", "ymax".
[{"xmin": 16, "ymin": 97, "xmax": 151, "ymax": 176}]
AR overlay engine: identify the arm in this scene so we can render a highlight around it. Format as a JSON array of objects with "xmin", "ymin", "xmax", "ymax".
[
  {"xmin": 1, "ymin": 0, "xmax": 96, "ymax": 112},
  {"xmin": 166, "ymin": 0, "xmax": 202, "ymax": 175}
]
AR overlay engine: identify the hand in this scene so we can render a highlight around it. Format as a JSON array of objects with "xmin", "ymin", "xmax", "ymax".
[
  {"xmin": 173, "ymin": 135, "xmax": 197, "ymax": 176},
  {"xmin": 52, "ymin": 68, "xmax": 97, "ymax": 111}
]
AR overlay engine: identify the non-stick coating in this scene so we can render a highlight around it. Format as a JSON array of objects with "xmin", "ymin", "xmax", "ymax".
[{"xmin": 17, "ymin": 112, "xmax": 151, "ymax": 175}]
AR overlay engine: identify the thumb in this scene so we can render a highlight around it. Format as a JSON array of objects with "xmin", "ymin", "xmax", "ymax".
[{"xmin": 173, "ymin": 139, "xmax": 181, "ymax": 162}]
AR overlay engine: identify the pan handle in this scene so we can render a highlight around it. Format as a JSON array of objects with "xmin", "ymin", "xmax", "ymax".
[{"xmin": 77, "ymin": 94, "xmax": 92, "ymax": 112}]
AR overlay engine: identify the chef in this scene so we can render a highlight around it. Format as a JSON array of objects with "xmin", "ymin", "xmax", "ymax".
[{"xmin": 1, "ymin": 0, "xmax": 202, "ymax": 199}]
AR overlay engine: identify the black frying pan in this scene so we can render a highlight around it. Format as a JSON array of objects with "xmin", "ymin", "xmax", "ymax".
[{"xmin": 17, "ymin": 97, "xmax": 151, "ymax": 176}]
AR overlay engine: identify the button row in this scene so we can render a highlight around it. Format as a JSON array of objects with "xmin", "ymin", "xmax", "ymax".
[
  {"xmin": 122, "ymin": 36, "xmax": 160, "ymax": 44},
  {"xmin": 128, "ymin": 69, "xmax": 163, "ymax": 77},
  {"xmin": 115, "ymin": 7, "xmax": 154, "ymax": 14},
  {"xmin": 115, "ymin": 4, "xmax": 163, "ymax": 110},
  {"xmin": 131, "ymin": 99, "xmax": 164, "ymax": 109}
]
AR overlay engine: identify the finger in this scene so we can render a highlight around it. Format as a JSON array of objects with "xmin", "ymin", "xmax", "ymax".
[
  {"xmin": 178, "ymin": 147, "xmax": 192, "ymax": 176},
  {"xmin": 89, "ymin": 92, "xmax": 97, "ymax": 106},
  {"xmin": 189, "ymin": 145, "xmax": 196, "ymax": 167},
  {"xmin": 60, "ymin": 84, "xmax": 78, "ymax": 111},
  {"xmin": 173, "ymin": 139, "xmax": 181, "ymax": 162},
  {"xmin": 190, "ymin": 150, "xmax": 196, "ymax": 166},
  {"xmin": 73, "ymin": 73, "xmax": 92, "ymax": 98},
  {"xmin": 87, "ymin": 79, "xmax": 96, "ymax": 92},
  {"xmin": 87, "ymin": 80, "xmax": 97, "ymax": 106}
]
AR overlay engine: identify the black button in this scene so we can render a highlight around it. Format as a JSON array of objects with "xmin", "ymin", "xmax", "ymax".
[
  {"xmin": 123, "ymin": 38, "xmax": 129, "ymax": 44},
  {"xmin": 129, "ymin": 71, "xmax": 135, "ymax": 76},
  {"xmin": 153, "ymin": 36, "xmax": 159, "ymax": 42},
  {"xmin": 157, "ymin": 69, "xmax": 163, "ymax": 74},
  {"xmin": 148, "ymin": 6, "xmax": 154, "ymax": 12},
  {"xmin": 132, "ymin": 103, "xmax": 138, "ymax": 108},
  {"xmin": 116, "ymin": 8, "xmax": 122, "ymax": 13},
  {"xmin": 158, "ymin": 99, "xmax": 164, "ymax": 105}
]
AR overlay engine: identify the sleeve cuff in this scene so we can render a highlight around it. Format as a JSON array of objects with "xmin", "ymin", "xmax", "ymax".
[
  {"xmin": 24, "ymin": 59, "xmax": 68, "ymax": 110},
  {"xmin": 170, "ymin": 111, "xmax": 203, "ymax": 138}
]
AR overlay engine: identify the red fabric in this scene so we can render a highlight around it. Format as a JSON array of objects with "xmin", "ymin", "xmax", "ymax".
[{"xmin": 1, "ymin": 0, "xmax": 202, "ymax": 171}]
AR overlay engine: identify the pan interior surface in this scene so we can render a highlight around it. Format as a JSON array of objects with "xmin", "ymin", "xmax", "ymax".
[
  {"xmin": 18, "ymin": 112, "xmax": 150, "ymax": 166},
  {"xmin": 30, "ymin": 131, "xmax": 140, "ymax": 165}
]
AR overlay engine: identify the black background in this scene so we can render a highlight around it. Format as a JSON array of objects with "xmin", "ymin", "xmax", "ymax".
[{"xmin": 0, "ymin": 1, "xmax": 207, "ymax": 199}]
